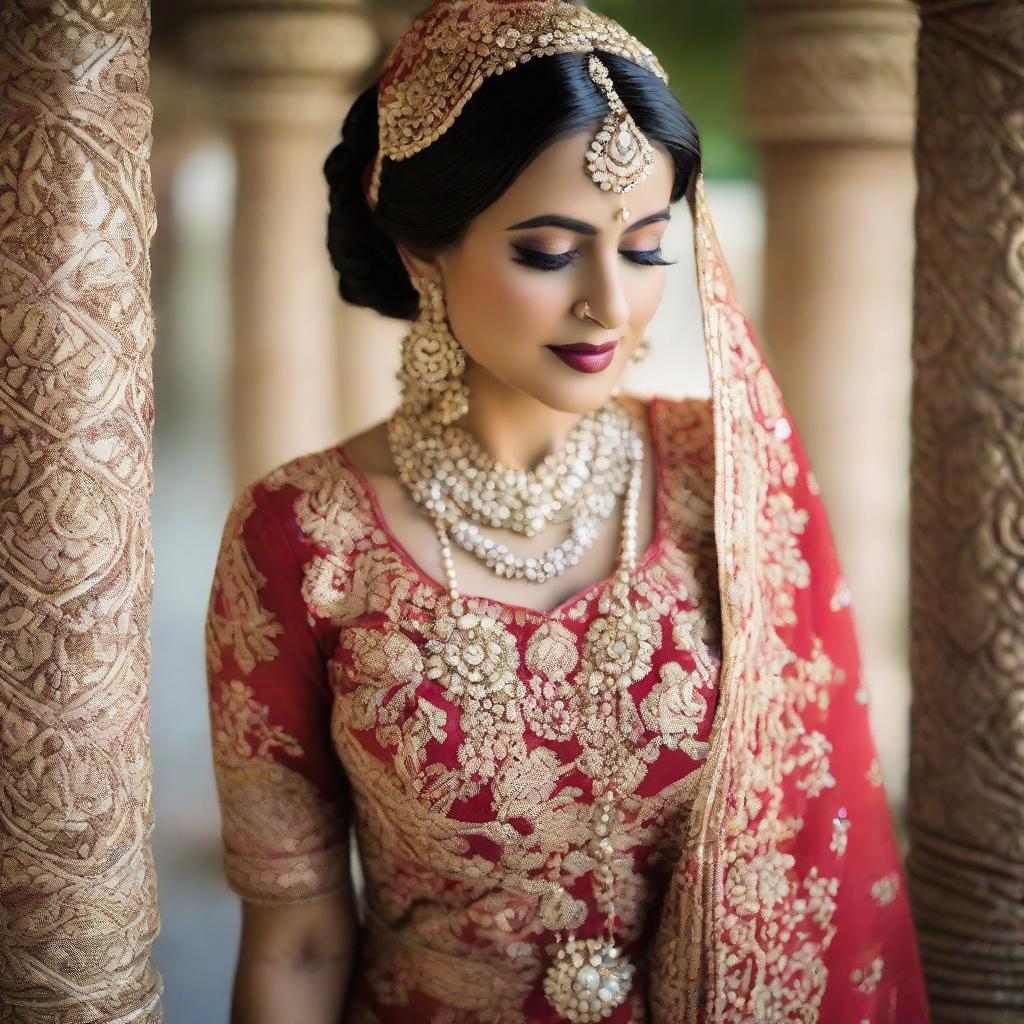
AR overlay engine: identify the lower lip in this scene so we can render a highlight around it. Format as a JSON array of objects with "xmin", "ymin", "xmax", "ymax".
[{"xmin": 547, "ymin": 344, "xmax": 618, "ymax": 374}]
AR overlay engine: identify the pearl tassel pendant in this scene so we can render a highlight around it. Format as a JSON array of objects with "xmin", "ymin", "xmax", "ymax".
[{"xmin": 430, "ymin": 432, "xmax": 646, "ymax": 1022}]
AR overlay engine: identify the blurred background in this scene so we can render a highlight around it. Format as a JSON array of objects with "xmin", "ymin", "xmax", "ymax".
[{"xmin": 147, "ymin": 0, "xmax": 918, "ymax": 1016}]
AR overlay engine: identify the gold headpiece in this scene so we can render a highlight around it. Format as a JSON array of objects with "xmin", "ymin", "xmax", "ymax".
[{"xmin": 368, "ymin": 0, "xmax": 669, "ymax": 208}]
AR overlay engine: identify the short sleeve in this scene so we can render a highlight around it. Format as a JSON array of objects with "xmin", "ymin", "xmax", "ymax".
[{"xmin": 204, "ymin": 482, "xmax": 350, "ymax": 905}]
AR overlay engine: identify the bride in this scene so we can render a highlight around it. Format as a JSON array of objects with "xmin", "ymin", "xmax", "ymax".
[{"xmin": 203, "ymin": 3, "xmax": 931, "ymax": 1022}]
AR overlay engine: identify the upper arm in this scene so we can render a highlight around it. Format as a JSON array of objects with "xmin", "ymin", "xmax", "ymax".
[{"xmin": 204, "ymin": 482, "xmax": 352, "ymax": 906}]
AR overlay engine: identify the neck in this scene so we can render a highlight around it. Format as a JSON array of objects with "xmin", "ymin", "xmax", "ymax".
[{"xmin": 456, "ymin": 365, "xmax": 589, "ymax": 471}]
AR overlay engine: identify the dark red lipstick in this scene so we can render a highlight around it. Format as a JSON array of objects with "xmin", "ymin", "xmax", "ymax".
[{"xmin": 546, "ymin": 339, "xmax": 619, "ymax": 374}]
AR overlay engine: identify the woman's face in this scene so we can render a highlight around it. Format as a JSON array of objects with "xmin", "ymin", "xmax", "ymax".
[{"xmin": 401, "ymin": 128, "xmax": 677, "ymax": 415}]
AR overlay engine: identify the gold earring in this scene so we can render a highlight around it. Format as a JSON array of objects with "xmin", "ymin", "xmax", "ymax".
[
  {"xmin": 629, "ymin": 337, "xmax": 651, "ymax": 366},
  {"xmin": 397, "ymin": 276, "xmax": 469, "ymax": 426}
]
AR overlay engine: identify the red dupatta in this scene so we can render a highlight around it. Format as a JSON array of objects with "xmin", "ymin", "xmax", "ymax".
[{"xmin": 647, "ymin": 175, "xmax": 931, "ymax": 1023}]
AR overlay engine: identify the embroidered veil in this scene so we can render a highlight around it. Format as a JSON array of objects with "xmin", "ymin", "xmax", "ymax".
[{"xmin": 647, "ymin": 173, "xmax": 931, "ymax": 1023}]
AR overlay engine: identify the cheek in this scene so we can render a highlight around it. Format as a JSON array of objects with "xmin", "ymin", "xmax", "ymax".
[
  {"xmin": 446, "ymin": 251, "xmax": 568, "ymax": 351},
  {"xmin": 629, "ymin": 271, "xmax": 667, "ymax": 333}
]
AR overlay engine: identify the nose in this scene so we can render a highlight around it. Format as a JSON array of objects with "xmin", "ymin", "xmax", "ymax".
[{"xmin": 580, "ymin": 257, "xmax": 630, "ymax": 333}]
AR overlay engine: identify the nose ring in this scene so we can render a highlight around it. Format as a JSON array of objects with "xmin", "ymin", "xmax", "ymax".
[{"xmin": 573, "ymin": 300, "xmax": 606, "ymax": 326}]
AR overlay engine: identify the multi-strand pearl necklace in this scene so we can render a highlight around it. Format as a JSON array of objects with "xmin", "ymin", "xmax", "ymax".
[{"xmin": 387, "ymin": 399, "xmax": 639, "ymax": 583}]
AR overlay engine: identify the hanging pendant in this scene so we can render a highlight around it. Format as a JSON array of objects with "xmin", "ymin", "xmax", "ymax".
[
  {"xmin": 543, "ymin": 935, "xmax": 635, "ymax": 1021},
  {"xmin": 585, "ymin": 56, "xmax": 655, "ymax": 195}
]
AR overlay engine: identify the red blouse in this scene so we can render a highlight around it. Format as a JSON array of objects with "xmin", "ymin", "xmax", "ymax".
[{"xmin": 205, "ymin": 394, "xmax": 722, "ymax": 1022}]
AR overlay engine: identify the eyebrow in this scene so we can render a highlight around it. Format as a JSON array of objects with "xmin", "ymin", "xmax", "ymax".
[{"xmin": 505, "ymin": 208, "xmax": 671, "ymax": 235}]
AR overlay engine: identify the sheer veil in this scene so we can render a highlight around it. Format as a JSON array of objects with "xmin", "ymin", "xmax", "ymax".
[{"xmin": 646, "ymin": 173, "xmax": 930, "ymax": 1023}]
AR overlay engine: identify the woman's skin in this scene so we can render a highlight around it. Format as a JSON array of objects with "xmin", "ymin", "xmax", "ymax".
[{"xmin": 231, "ymin": 127, "xmax": 677, "ymax": 1023}]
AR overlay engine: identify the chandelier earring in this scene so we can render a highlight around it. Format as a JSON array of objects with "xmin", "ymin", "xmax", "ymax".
[{"xmin": 397, "ymin": 274, "xmax": 469, "ymax": 426}]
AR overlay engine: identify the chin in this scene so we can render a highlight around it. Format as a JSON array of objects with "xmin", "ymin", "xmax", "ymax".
[{"xmin": 528, "ymin": 379, "xmax": 624, "ymax": 415}]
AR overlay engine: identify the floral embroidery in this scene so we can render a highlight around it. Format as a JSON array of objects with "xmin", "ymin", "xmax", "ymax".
[
  {"xmin": 870, "ymin": 872, "xmax": 899, "ymax": 907},
  {"xmin": 576, "ymin": 591, "xmax": 663, "ymax": 779},
  {"xmin": 205, "ymin": 487, "xmax": 285, "ymax": 676},
  {"xmin": 850, "ymin": 955, "xmax": 885, "ymax": 994},
  {"xmin": 522, "ymin": 620, "xmax": 581, "ymax": 741},
  {"xmin": 209, "ymin": 678, "xmax": 348, "ymax": 902},
  {"xmin": 640, "ymin": 661, "xmax": 711, "ymax": 760},
  {"xmin": 424, "ymin": 602, "xmax": 526, "ymax": 790},
  {"xmin": 831, "ymin": 806, "xmax": 851, "ymax": 855}
]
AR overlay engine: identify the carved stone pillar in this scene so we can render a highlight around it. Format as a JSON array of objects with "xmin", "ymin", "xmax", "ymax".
[
  {"xmin": 0, "ymin": 3, "xmax": 162, "ymax": 1020},
  {"xmin": 744, "ymin": 0, "xmax": 919, "ymax": 816},
  {"xmin": 906, "ymin": 5, "xmax": 1024, "ymax": 1019},
  {"xmin": 185, "ymin": 1, "xmax": 378, "ymax": 490}
]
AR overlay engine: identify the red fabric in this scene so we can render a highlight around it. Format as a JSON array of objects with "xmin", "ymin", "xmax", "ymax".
[{"xmin": 206, "ymin": 396, "xmax": 725, "ymax": 1021}]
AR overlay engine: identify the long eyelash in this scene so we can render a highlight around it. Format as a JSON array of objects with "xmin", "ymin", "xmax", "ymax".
[
  {"xmin": 512, "ymin": 245, "xmax": 675, "ymax": 272},
  {"xmin": 623, "ymin": 248, "xmax": 676, "ymax": 267},
  {"xmin": 512, "ymin": 246, "xmax": 580, "ymax": 271}
]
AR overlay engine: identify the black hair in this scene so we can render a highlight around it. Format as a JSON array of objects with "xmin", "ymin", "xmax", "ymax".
[{"xmin": 323, "ymin": 50, "xmax": 701, "ymax": 321}]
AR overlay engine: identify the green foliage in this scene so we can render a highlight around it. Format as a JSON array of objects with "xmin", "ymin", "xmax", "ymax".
[{"xmin": 592, "ymin": 0, "xmax": 754, "ymax": 179}]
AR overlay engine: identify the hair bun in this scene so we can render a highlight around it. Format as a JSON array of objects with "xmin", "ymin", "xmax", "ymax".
[{"xmin": 324, "ymin": 84, "xmax": 419, "ymax": 320}]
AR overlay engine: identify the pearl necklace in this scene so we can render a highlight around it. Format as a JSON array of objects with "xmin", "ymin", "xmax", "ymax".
[
  {"xmin": 424, "ymin": 430, "xmax": 645, "ymax": 1022},
  {"xmin": 387, "ymin": 399, "xmax": 638, "ymax": 583},
  {"xmin": 388, "ymin": 400, "xmax": 632, "ymax": 536}
]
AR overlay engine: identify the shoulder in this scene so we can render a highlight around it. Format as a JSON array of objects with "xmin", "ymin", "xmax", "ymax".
[{"xmin": 230, "ymin": 436, "xmax": 376, "ymax": 554}]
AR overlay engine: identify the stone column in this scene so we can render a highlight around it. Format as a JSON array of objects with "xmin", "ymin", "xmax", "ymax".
[
  {"xmin": 905, "ymin": 4, "xmax": 1024, "ymax": 1020},
  {"xmin": 0, "ymin": 3, "xmax": 162, "ymax": 1020},
  {"xmin": 744, "ymin": 0, "xmax": 919, "ymax": 819},
  {"xmin": 185, "ymin": 1, "xmax": 378, "ymax": 491}
]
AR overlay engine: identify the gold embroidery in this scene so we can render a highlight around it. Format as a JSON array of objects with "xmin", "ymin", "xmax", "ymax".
[
  {"xmin": 210, "ymin": 680, "xmax": 348, "ymax": 902},
  {"xmin": 371, "ymin": 2, "xmax": 668, "ymax": 206},
  {"xmin": 205, "ymin": 487, "xmax": 285, "ymax": 676},
  {"xmin": 639, "ymin": 661, "xmax": 711, "ymax": 760},
  {"xmin": 523, "ymin": 621, "xmax": 581, "ymax": 741},
  {"xmin": 870, "ymin": 872, "xmax": 899, "ymax": 907},
  {"xmin": 850, "ymin": 954, "xmax": 885, "ymax": 994},
  {"xmin": 211, "ymin": 395, "xmax": 720, "ymax": 1016},
  {"xmin": 649, "ymin": 180, "xmax": 844, "ymax": 1024}
]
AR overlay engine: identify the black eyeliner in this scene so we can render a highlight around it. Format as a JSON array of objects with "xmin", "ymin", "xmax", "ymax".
[{"xmin": 511, "ymin": 244, "xmax": 674, "ymax": 271}]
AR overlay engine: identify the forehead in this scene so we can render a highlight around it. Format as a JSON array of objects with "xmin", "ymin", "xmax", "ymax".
[{"xmin": 469, "ymin": 129, "xmax": 676, "ymax": 230}]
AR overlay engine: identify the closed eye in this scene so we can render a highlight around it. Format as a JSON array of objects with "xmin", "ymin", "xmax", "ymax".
[{"xmin": 511, "ymin": 245, "xmax": 675, "ymax": 271}]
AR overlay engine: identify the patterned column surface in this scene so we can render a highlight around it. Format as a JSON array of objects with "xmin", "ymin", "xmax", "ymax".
[
  {"xmin": 0, "ymin": 2, "xmax": 162, "ymax": 1022},
  {"xmin": 907, "ymin": 4, "xmax": 1024, "ymax": 1021},
  {"xmin": 745, "ymin": 0, "xmax": 918, "ymax": 144}
]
